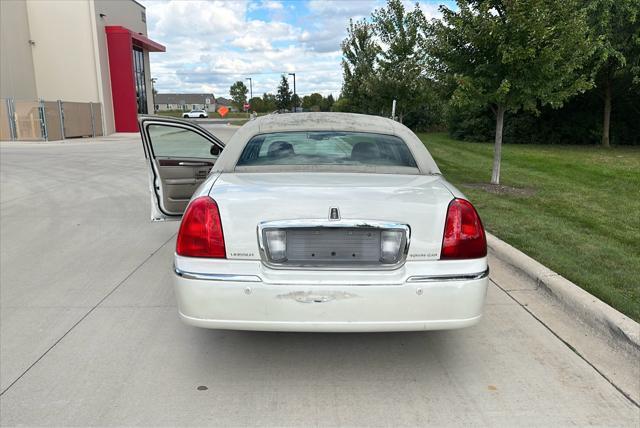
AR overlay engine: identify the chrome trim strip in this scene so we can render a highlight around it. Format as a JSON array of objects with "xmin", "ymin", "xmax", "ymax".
[
  {"xmin": 174, "ymin": 267, "xmax": 262, "ymax": 282},
  {"xmin": 178, "ymin": 161, "xmax": 210, "ymax": 167},
  {"xmin": 256, "ymin": 219, "xmax": 411, "ymax": 271},
  {"xmin": 406, "ymin": 268, "xmax": 489, "ymax": 283}
]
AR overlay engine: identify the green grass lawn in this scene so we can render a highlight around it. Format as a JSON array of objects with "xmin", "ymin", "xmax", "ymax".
[{"xmin": 419, "ymin": 132, "xmax": 640, "ymax": 321}]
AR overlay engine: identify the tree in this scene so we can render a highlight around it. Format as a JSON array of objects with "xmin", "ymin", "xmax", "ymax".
[
  {"xmin": 339, "ymin": 1, "xmax": 442, "ymax": 122},
  {"xmin": 248, "ymin": 96, "xmax": 265, "ymax": 112},
  {"xmin": 321, "ymin": 94, "xmax": 335, "ymax": 112},
  {"xmin": 291, "ymin": 93, "xmax": 301, "ymax": 111},
  {"xmin": 331, "ymin": 96, "xmax": 351, "ymax": 112},
  {"xmin": 229, "ymin": 81, "xmax": 248, "ymax": 110},
  {"xmin": 302, "ymin": 93, "xmax": 323, "ymax": 110},
  {"xmin": 586, "ymin": 0, "xmax": 640, "ymax": 147},
  {"xmin": 341, "ymin": 18, "xmax": 379, "ymax": 114},
  {"xmin": 429, "ymin": 0, "xmax": 593, "ymax": 184},
  {"xmin": 262, "ymin": 93, "xmax": 278, "ymax": 112},
  {"xmin": 275, "ymin": 75, "xmax": 292, "ymax": 110},
  {"xmin": 371, "ymin": 0, "xmax": 428, "ymax": 121}
]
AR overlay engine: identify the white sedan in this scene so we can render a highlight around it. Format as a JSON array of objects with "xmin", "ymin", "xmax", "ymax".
[
  {"xmin": 182, "ymin": 109, "xmax": 208, "ymax": 118},
  {"xmin": 138, "ymin": 113, "xmax": 488, "ymax": 332}
]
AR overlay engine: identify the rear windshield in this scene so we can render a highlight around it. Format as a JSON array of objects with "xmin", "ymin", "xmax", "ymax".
[{"xmin": 236, "ymin": 131, "xmax": 417, "ymax": 169}]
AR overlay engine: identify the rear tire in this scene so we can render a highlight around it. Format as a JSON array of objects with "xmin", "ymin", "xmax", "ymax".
[
  {"xmin": 183, "ymin": 115, "xmax": 189, "ymax": 118},
  {"xmin": 199, "ymin": 114, "xmax": 205, "ymax": 118}
]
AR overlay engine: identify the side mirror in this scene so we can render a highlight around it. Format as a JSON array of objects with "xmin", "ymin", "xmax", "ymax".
[{"xmin": 210, "ymin": 145, "xmax": 222, "ymax": 156}]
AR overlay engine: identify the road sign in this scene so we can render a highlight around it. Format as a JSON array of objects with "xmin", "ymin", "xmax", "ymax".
[
  {"xmin": 243, "ymin": 103, "xmax": 250, "ymax": 111},
  {"xmin": 217, "ymin": 106, "xmax": 229, "ymax": 118}
]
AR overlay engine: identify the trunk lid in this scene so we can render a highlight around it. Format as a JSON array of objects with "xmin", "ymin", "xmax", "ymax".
[{"xmin": 210, "ymin": 173, "xmax": 454, "ymax": 262}]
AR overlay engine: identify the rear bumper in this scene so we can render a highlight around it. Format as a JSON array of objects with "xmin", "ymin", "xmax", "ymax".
[
  {"xmin": 173, "ymin": 258, "xmax": 489, "ymax": 332},
  {"xmin": 179, "ymin": 312, "xmax": 483, "ymax": 332}
]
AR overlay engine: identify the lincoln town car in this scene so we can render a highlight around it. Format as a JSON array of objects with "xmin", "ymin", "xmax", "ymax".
[{"xmin": 139, "ymin": 113, "xmax": 488, "ymax": 332}]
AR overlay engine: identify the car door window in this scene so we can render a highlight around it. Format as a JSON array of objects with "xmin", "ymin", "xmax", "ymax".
[{"xmin": 148, "ymin": 124, "xmax": 218, "ymax": 159}]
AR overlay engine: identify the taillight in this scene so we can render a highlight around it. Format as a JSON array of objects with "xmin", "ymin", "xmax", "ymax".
[
  {"xmin": 441, "ymin": 198, "xmax": 487, "ymax": 259},
  {"xmin": 176, "ymin": 196, "xmax": 226, "ymax": 258}
]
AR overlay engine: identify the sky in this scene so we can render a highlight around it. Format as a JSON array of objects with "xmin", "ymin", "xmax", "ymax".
[{"xmin": 139, "ymin": 0, "xmax": 455, "ymax": 99}]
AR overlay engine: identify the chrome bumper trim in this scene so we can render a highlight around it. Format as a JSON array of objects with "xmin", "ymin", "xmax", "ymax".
[
  {"xmin": 174, "ymin": 267, "xmax": 262, "ymax": 282},
  {"xmin": 406, "ymin": 268, "xmax": 489, "ymax": 283}
]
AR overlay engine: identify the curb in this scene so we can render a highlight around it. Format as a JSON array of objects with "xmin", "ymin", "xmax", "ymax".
[{"xmin": 486, "ymin": 233, "xmax": 640, "ymax": 353}]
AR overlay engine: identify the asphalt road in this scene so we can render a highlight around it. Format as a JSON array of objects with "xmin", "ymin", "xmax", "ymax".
[
  {"xmin": 179, "ymin": 117, "xmax": 248, "ymax": 124},
  {"xmin": 1, "ymin": 127, "xmax": 638, "ymax": 426}
]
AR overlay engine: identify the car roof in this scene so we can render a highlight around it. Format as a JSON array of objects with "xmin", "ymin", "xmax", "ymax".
[
  {"xmin": 212, "ymin": 112, "xmax": 441, "ymax": 175},
  {"xmin": 250, "ymin": 112, "xmax": 395, "ymax": 134}
]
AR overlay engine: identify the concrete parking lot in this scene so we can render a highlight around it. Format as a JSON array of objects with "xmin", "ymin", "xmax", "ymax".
[{"xmin": 1, "ymin": 126, "xmax": 638, "ymax": 426}]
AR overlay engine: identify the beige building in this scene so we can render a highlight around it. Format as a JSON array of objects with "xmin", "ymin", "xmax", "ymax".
[
  {"xmin": 1, "ymin": 0, "xmax": 165, "ymax": 139},
  {"xmin": 155, "ymin": 93, "xmax": 217, "ymax": 112}
]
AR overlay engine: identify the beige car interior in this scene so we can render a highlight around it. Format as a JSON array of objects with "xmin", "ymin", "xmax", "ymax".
[{"xmin": 156, "ymin": 157, "xmax": 217, "ymax": 215}]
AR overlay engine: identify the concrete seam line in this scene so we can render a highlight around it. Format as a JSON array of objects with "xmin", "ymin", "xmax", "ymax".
[
  {"xmin": 486, "ymin": 232, "xmax": 640, "ymax": 351},
  {"xmin": 0, "ymin": 233, "xmax": 177, "ymax": 397},
  {"xmin": 489, "ymin": 278, "xmax": 640, "ymax": 409}
]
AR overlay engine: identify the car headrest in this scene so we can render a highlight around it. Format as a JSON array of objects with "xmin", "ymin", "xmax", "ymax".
[
  {"xmin": 351, "ymin": 142, "xmax": 379, "ymax": 161},
  {"xmin": 267, "ymin": 141, "xmax": 294, "ymax": 158}
]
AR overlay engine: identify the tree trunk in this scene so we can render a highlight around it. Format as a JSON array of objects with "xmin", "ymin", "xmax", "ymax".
[
  {"xmin": 602, "ymin": 78, "xmax": 611, "ymax": 148},
  {"xmin": 491, "ymin": 105, "xmax": 506, "ymax": 185}
]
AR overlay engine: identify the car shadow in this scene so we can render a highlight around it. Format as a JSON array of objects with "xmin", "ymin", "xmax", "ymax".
[{"xmin": 186, "ymin": 327, "xmax": 475, "ymax": 381}]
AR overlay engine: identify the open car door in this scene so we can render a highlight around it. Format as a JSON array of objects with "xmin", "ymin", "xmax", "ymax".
[{"xmin": 138, "ymin": 116, "xmax": 224, "ymax": 221}]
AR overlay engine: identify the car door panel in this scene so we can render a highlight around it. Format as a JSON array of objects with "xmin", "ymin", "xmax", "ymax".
[
  {"xmin": 138, "ymin": 116, "xmax": 224, "ymax": 220},
  {"xmin": 156, "ymin": 157, "xmax": 215, "ymax": 214}
]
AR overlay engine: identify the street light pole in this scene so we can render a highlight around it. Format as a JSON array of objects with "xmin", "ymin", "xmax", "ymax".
[
  {"xmin": 245, "ymin": 77, "xmax": 253, "ymax": 101},
  {"xmin": 151, "ymin": 77, "xmax": 157, "ymax": 113},
  {"xmin": 288, "ymin": 72, "xmax": 296, "ymax": 112}
]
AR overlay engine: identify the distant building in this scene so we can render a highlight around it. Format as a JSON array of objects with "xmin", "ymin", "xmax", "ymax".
[
  {"xmin": 215, "ymin": 97, "xmax": 239, "ymax": 112},
  {"xmin": 155, "ymin": 93, "xmax": 216, "ymax": 112},
  {"xmin": 0, "ymin": 0, "xmax": 165, "ymax": 138}
]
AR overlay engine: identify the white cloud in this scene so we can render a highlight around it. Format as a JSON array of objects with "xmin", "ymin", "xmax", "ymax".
[
  {"xmin": 139, "ymin": 0, "xmax": 447, "ymax": 98},
  {"xmin": 306, "ymin": 0, "xmax": 379, "ymax": 17},
  {"xmin": 248, "ymin": 0, "xmax": 284, "ymax": 11},
  {"xmin": 263, "ymin": 1, "xmax": 284, "ymax": 10},
  {"xmin": 146, "ymin": 0, "xmax": 247, "ymax": 38}
]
